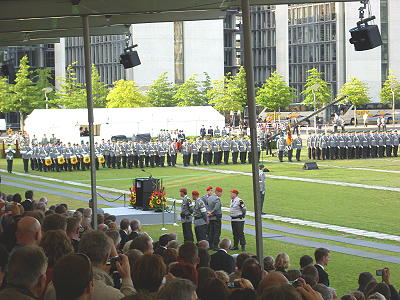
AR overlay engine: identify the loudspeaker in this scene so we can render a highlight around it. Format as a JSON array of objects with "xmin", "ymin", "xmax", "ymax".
[
  {"xmin": 135, "ymin": 178, "xmax": 160, "ymax": 210},
  {"xmin": 349, "ymin": 25, "xmax": 382, "ymax": 51},
  {"xmin": 120, "ymin": 51, "xmax": 141, "ymax": 69},
  {"xmin": 303, "ymin": 162, "xmax": 318, "ymax": 170}
]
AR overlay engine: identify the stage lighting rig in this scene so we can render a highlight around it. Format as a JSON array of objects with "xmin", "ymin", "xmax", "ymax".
[
  {"xmin": 120, "ymin": 31, "xmax": 141, "ymax": 69},
  {"xmin": 349, "ymin": 0, "xmax": 382, "ymax": 51}
]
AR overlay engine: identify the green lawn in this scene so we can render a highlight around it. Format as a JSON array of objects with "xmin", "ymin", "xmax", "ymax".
[
  {"xmin": 1, "ymin": 155, "xmax": 399, "ymax": 235},
  {"xmin": 142, "ymin": 224, "xmax": 400, "ymax": 297}
]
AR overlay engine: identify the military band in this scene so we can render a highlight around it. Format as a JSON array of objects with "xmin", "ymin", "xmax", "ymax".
[{"xmin": 306, "ymin": 130, "xmax": 399, "ymax": 161}]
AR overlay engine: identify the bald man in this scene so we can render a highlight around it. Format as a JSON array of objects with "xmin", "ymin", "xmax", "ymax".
[{"xmin": 14, "ymin": 216, "xmax": 42, "ymax": 251}]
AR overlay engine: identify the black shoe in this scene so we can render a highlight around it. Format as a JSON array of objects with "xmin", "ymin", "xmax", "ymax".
[
  {"xmin": 241, "ymin": 246, "xmax": 246, "ymax": 252},
  {"xmin": 230, "ymin": 246, "xmax": 239, "ymax": 251},
  {"xmin": 261, "ymin": 212, "xmax": 266, "ymax": 215}
]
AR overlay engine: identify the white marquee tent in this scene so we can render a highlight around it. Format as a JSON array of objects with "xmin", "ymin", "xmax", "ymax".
[{"xmin": 25, "ymin": 106, "xmax": 225, "ymax": 143}]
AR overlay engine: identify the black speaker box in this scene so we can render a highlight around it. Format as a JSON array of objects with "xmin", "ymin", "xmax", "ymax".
[
  {"xmin": 303, "ymin": 162, "xmax": 318, "ymax": 170},
  {"xmin": 120, "ymin": 51, "xmax": 141, "ymax": 69},
  {"xmin": 135, "ymin": 178, "xmax": 160, "ymax": 210},
  {"xmin": 349, "ymin": 24, "xmax": 382, "ymax": 51}
]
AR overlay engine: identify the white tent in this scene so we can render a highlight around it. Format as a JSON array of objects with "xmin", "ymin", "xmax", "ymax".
[{"xmin": 25, "ymin": 106, "xmax": 225, "ymax": 143}]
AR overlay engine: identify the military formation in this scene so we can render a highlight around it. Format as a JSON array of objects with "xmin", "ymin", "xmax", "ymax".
[
  {"xmin": 306, "ymin": 130, "xmax": 399, "ymax": 160},
  {"xmin": 179, "ymin": 186, "xmax": 247, "ymax": 251}
]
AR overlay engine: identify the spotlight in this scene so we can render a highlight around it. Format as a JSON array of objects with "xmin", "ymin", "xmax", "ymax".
[
  {"xmin": 349, "ymin": 0, "xmax": 382, "ymax": 51},
  {"xmin": 120, "ymin": 45, "xmax": 141, "ymax": 69}
]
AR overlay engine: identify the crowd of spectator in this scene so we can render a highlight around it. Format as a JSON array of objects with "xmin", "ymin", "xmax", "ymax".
[{"xmin": 0, "ymin": 190, "xmax": 398, "ymax": 300}]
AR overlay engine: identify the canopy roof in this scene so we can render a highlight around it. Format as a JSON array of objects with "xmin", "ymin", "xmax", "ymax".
[{"xmin": 0, "ymin": 0, "xmax": 357, "ymax": 46}]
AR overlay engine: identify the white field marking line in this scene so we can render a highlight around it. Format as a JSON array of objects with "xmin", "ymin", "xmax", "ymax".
[
  {"xmin": 169, "ymin": 198, "xmax": 400, "ymax": 242},
  {"xmin": 261, "ymin": 159, "xmax": 400, "ymax": 174},
  {"xmin": 2, "ymin": 169, "xmax": 400, "ymax": 242},
  {"xmin": 177, "ymin": 165, "xmax": 400, "ymax": 193}
]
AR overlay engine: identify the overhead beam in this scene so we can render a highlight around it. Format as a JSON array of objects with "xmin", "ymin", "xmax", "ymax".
[
  {"xmin": 0, "ymin": 38, "xmax": 60, "ymax": 47},
  {"xmin": 0, "ymin": 10, "xmax": 225, "ymax": 35},
  {"xmin": 0, "ymin": 0, "xmax": 359, "ymax": 21},
  {"xmin": 0, "ymin": 25, "xmax": 128, "ymax": 46}
]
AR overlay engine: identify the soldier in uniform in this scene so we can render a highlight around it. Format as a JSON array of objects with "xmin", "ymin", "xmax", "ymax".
[
  {"xmin": 168, "ymin": 140, "xmax": 177, "ymax": 167},
  {"xmin": 384, "ymin": 131, "xmax": 393, "ymax": 157},
  {"xmin": 192, "ymin": 191, "xmax": 208, "ymax": 242},
  {"xmin": 179, "ymin": 188, "xmax": 194, "ymax": 242},
  {"xmin": 230, "ymin": 189, "xmax": 246, "ymax": 251},
  {"xmin": 207, "ymin": 187, "xmax": 222, "ymax": 250},
  {"xmin": 196, "ymin": 138, "xmax": 202, "ymax": 166},
  {"xmin": 20, "ymin": 143, "xmax": 32, "ymax": 173},
  {"xmin": 294, "ymin": 134, "xmax": 302, "ymax": 161},
  {"xmin": 136, "ymin": 141, "xmax": 146, "ymax": 168},
  {"xmin": 126, "ymin": 141, "xmax": 134, "ymax": 169},
  {"xmin": 277, "ymin": 134, "xmax": 286, "ymax": 162},
  {"xmin": 121, "ymin": 141, "xmax": 128, "ymax": 168},
  {"xmin": 148, "ymin": 142, "xmax": 157, "ymax": 168},
  {"xmin": 182, "ymin": 141, "xmax": 191, "ymax": 167},
  {"xmin": 393, "ymin": 130, "xmax": 399, "ymax": 157},
  {"xmin": 109, "ymin": 141, "xmax": 116, "ymax": 168},
  {"xmin": 190, "ymin": 140, "xmax": 199, "ymax": 166},
  {"xmin": 231, "ymin": 138, "xmax": 239, "ymax": 164},
  {"xmin": 259, "ymin": 164, "xmax": 266, "ymax": 214},
  {"xmin": 5, "ymin": 145, "xmax": 16, "ymax": 173},
  {"xmin": 212, "ymin": 139, "xmax": 220, "ymax": 165},
  {"xmin": 115, "ymin": 142, "xmax": 122, "ymax": 169},
  {"xmin": 238, "ymin": 138, "xmax": 247, "ymax": 164},
  {"xmin": 157, "ymin": 141, "xmax": 167, "ymax": 167},
  {"xmin": 377, "ymin": 131, "xmax": 385, "ymax": 158}
]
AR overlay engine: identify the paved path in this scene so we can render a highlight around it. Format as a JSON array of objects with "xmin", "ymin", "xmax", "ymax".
[
  {"xmin": 261, "ymin": 159, "xmax": 400, "ymax": 174},
  {"xmin": 221, "ymin": 224, "xmax": 400, "ymax": 264},
  {"xmin": 178, "ymin": 166, "xmax": 400, "ymax": 193},
  {"xmin": 2, "ymin": 169, "xmax": 399, "ymax": 242}
]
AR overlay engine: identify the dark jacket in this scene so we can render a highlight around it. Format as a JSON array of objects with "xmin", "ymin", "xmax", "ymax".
[
  {"xmin": 210, "ymin": 249, "xmax": 235, "ymax": 274},
  {"xmin": 315, "ymin": 264, "xmax": 329, "ymax": 287},
  {"xmin": 21, "ymin": 200, "xmax": 34, "ymax": 212}
]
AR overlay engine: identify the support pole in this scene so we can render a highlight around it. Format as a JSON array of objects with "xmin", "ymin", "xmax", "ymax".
[
  {"xmin": 82, "ymin": 15, "xmax": 98, "ymax": 230},
  {"xmin": 241, "ymin": 0, "xmax": 263, "ymax": 262}
]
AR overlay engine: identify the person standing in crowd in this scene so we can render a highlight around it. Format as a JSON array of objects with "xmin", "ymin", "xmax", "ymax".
[
  {"xmin": 20, "ymin": 142, "xmax": 32, "ymax": 173},
  {"xmin": 207, "ymin": 187, "xmax": 222, "ymax": 251},
  {"xmin": 314, "ymin": 247, "xmax": 330, "ymax": 287},
  {"xmin": 200, "ymin": 125, "xmax": 206, "ymax": 138},
  {"xmin": 259, "ymin": 164, "xmax": 266, "ymax": 215},
  {"xmin": 294, "ymin": 133, "xmax": 302, "ymax": 161},
  {"xmin": 229, "ymin": 189, "xmax": 246, "ymax": 251},
  {"xmin": 192, "ymin": 191, "xmax": 208, "ymax": 242},
  {"xmin": 180, "ymin": 188, "xmax": 194, "ymax": 242},
  {"xmin": 5, "ymin": 144, "xmax": 16, "ymax": 173},
  {"xmin": 277, "ymin": 134, "xmax": 286, "ymax": 162}
]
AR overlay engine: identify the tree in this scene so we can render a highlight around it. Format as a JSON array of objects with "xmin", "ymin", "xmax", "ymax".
[
  {"xmin": 337, "ymin": 77, "xmax": 370, "ymax": 126},
  {"xmin": 380, "ymin": 69, "xmax": 400, "ymax": 107},
  {"xmin": 200, "ymin": 72, "xmax": 212, "ymax": 104},
  {"xmin": 0, "ymin": 76, "xmax": 12, "ymax": 109},
  {"xmin": 106, "ymin": 80, "xmax": 148, "ymax": 108},
  {"xmin": 227, "ymin": 66, "xmax": 247, "ymax": 110},
  {"xmin": 301, "ymin": 68, "xmax": 331, "ymax": 108},
  {"xmin": 256, "ymin": 71, "xmax": 296, "ymax": 113},
  {"xmin": 90, "ymin": 65, "xmax": 109, "ymax": 108},
  {"xmin": 5, "ymin": 56, "xmax": 44, "ymax": 131},
  {"xmin": 174, "ymin": 74, "xmax": 206, "ymax": 106},
  {"xmin": 54, "ymin": 62, "xmax": 86, "ymax": 108},
  {"xmin": 34, "ymin": 67, "xmax": 55, "ymax": 108},
  {"xmin": 147, "ymin": 72, "xmax": 177, "ymax": 107}
]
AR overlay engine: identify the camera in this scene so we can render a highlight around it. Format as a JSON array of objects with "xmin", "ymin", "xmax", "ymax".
[
  {"xmin": 290, "ymin": 279, "xmax": 302, "ymax": 288},
  {"xmin": 376, "ymin": 269, "xmax": 383, "ymax": 276},
  {"xmin": 227, "ymin": 281, "xmax": 241, "ymax": 288}
]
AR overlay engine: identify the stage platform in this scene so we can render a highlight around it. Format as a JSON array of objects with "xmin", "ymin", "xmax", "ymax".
[{"xmin": 102, "ymin": 207, "xmax": 176, "ymax": 225}]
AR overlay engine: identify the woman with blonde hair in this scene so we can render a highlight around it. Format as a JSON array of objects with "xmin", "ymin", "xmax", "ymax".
[{"xmin": 274, "ymin": 253, "xmax": 290, "ymax": 276}]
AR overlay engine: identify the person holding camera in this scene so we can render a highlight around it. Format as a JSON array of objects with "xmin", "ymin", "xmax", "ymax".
[
  {"xmin": 179, "ymin": 188, "xmax": 194, "ymax": 242},
  {"xmin": 229, "ymin": 189, "xmax": 246, "ymax": 251}
]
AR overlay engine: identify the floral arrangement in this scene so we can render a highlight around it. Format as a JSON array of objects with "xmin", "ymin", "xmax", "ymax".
[
  {"xmin": 149, "ymin": 188, "xmax": 167, "ymax": 212},
  {"xmin": 129, "ymin": 187, "xmax": 137, "ymax": 207}
]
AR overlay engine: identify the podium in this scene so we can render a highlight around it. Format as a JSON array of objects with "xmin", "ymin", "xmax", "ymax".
[{"xmin": 134, "ymin": 178, "xmax": 160, "ymax": 210}]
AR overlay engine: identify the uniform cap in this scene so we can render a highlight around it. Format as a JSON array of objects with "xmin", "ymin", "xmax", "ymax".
[
  {"xmin": 231, "ymin": 189, "xmax": 239, "ymax": 195},
  {"xmin": 259, "ymin": 164, "xmax": 265, "ymax": 169},
  {"xmin": 215, "ymin": 187, "xmax": 223, "ymax": 192},
  {"xmin": 192, "ymin": 191, "xmax": 199, "ymax": 196},
  {"xmin": 206, "ymin": 186, "xmax": 213, "ymax": 191},
  {"xmin": 179, "ymin": 188, "xmax": 187, "ymax": 193}
]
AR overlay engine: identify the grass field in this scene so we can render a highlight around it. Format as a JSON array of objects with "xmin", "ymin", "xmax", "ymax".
[{"xmin": 1, "ymin": 153, "xmax": 399, "ymax": 296}]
